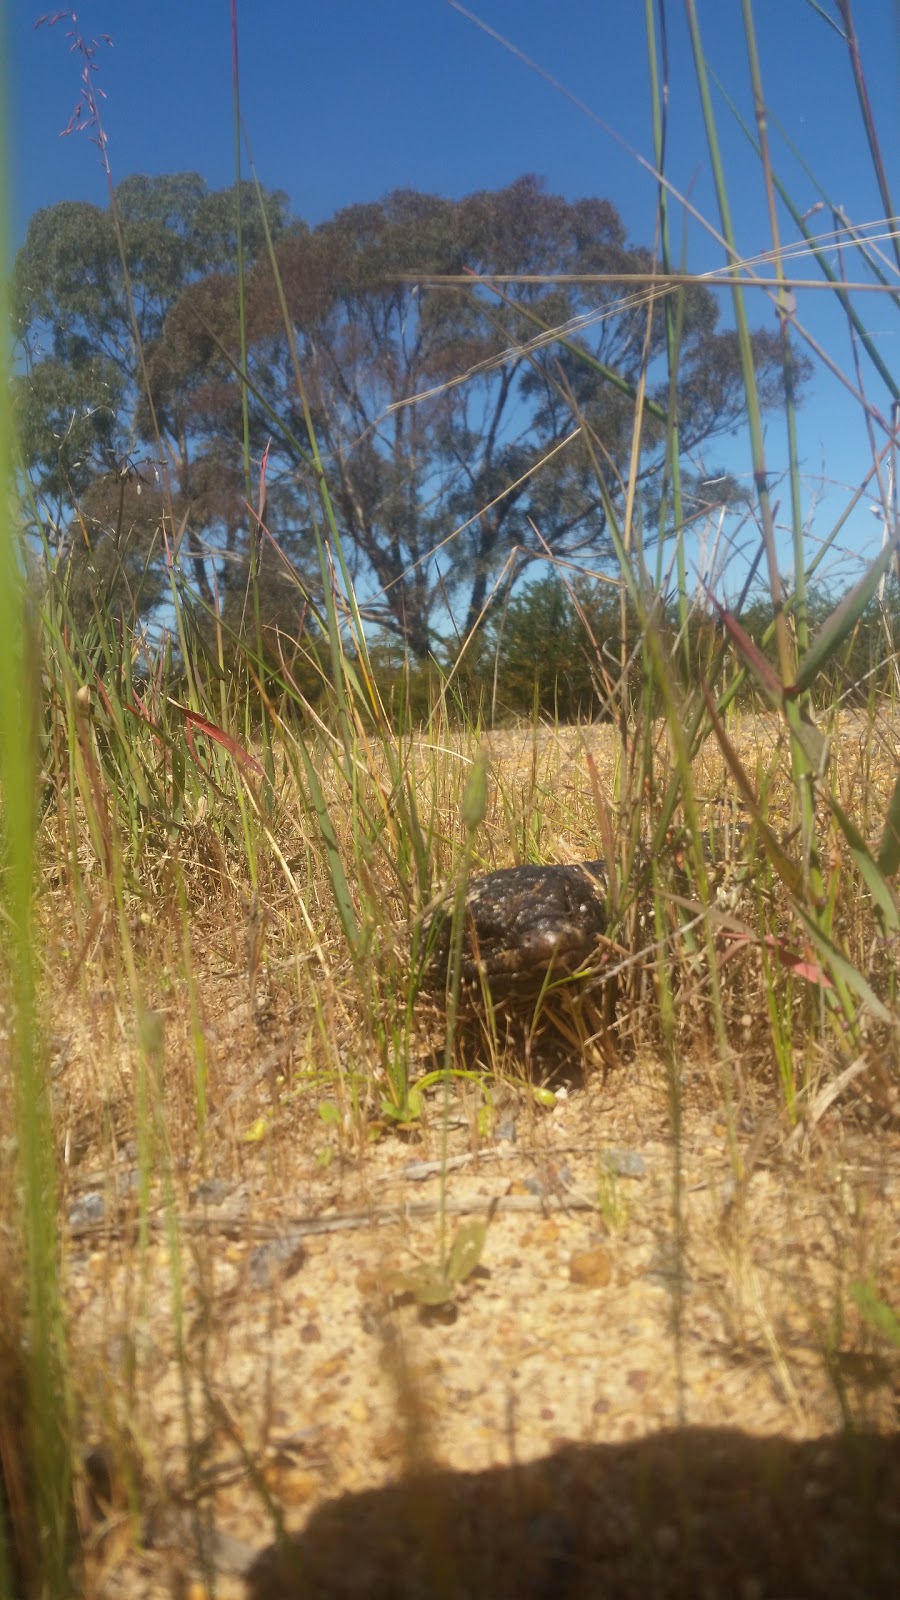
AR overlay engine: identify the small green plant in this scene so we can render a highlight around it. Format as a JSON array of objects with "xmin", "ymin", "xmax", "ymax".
[
  {"xmin": 2, "ymin": 1, "xmax": 897, "ymax": 1589},
  {"xmin": 596, "ymin": 1161, "xmax": 630, "ymax": 1234},
  {"xmin": 315, "ymin": 1099, "xmax": 341, "ymax": 1168},
  {"xmin": 850, "ymin": 1282, "xmax": 900, "ymax": 1349},
  {"xmin": 387, "ymin": 1209, "xmax": 495, "ymax": 1311}
]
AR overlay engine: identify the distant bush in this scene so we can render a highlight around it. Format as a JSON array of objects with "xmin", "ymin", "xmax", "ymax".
[
  {"xmin": 473, "ymin": 573, "xmax": 658, "ymax": 722},
  {"xmin": 330, "ymin": 573, "xmax": 900, "ymax": 730}
]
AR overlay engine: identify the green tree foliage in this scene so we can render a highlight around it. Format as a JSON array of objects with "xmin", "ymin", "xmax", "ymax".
[
  {"xmin": 13, "ymin": 173, "xmax": 292, "ymax": 628},
  {"xmin": 242, "ymin": 176, "xmax": 801, "ymax": 657},
  {"xmin": 15, "ymin": 172, "xmax": 805, "ymax": 655},
  {"xmin": 479, "ymin": 572, "xmax": 650, "ymax": 721},
  {"xmin": 459, "ymin": 573, "xmax": 900, "ymax": 725},
  {"xmin": 737, "ymin": 582, "xmax": 900, "ymax": 707}
]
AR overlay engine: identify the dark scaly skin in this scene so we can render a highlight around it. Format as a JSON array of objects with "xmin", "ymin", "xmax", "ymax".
[
  {"xmin": 422, "ymin": 860, "xmax": 610, "ymax": 999},
  {"xmin": 421, "ymin": 826, "xmax": 751, "ymax": 1008}
]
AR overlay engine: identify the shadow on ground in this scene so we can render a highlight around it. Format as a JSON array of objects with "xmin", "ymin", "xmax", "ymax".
[{"xmin": 245, "ymin": 1424, "xmax": 899, "ymax": 1599}]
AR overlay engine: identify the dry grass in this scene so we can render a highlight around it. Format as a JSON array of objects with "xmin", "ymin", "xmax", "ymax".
[
  {"xmin": 11, "ymin": 710, "xmax": 896, "ymax": 1597},
  {"xmin": 5, "ymin": 6, "xmax": 900, "ymax": 1587}
]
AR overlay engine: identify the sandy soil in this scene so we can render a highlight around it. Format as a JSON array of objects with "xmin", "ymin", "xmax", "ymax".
[
  {"xmin": 36, "ymin": 711, "xmax": 900, "ymax": 1595},
  {"xmin": 61, "ymin": 1010, "xmax": 898, "ymax": 1599}
]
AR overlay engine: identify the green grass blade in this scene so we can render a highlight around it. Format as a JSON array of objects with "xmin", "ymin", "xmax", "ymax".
[
  {"xmin": 794, "ymin": 530, "xmax": 900, "ymax": 693},
  {"xmin": 829, "ymin": 796, "xmax": 899, "ymax": 934},
  {"xmin": 876, "ymin": 769, "xmax": 900, "ymax": 879},
  {"xmin": 849, "ymin": 1281, "xmax": 900, "ymax": 1347},
  {"xmin": 296, "ymin": 734, "xmax": 359, "ymax": 958},
  {"xmin": 833, "ymin": 0, "xmax": 900, "ymax": 278},
  {"xmin": 0, "ymin": 25, "xmax": 74, "ymax": 1583}
]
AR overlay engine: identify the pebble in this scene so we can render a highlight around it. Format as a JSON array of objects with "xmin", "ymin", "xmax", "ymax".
[
  {"xmin": 600, "ymin": 1148, "xmax": 647, "ymax": 1179},
  {"xmin": 569, "ymin": 1247, "xmax": 612, "ymax": 1288},
  {"xmin": 68, "ymin": 1191, "xmax": 105, "ymax": 1227},
  {"xmin": 192, "ymin": 1178, "xmax": 235, "ymax": 1205},
  {"xmin": 248, "ymin": 1234, "xmax": 306, "ymax": 1290}
]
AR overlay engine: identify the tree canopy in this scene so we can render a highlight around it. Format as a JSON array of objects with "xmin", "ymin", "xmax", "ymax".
[
  {"xmin": 14, "ymin": 171, "xmax": 804, "ymax": 656},
  {"xmin": 14, "ymin": 173, "xmax": 294, "ymax": 628}
]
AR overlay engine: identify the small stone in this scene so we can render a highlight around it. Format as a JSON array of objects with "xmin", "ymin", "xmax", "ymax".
[
  {"xmin": 263, "ymin": 1461, "xmax": 319, "ymax": 1506},
  {"xmin": 69, "ymin": 1192, "xmax": 105, "ymax": 1228},
  {"xmin": 600, "ymin": 1148, "xmax": 646, "ymax": 1179},
  {"xmin": 248, "ymin": 1234, "xmax": 306, "ymax": 1290},
  {"xmin": 192, "ymin": 1178, "xmax": 234, "ymax": 1206},
  {"xmin": 569, "ymin": 1246, "xmax": 612, "ymax": 1288},
  {"xmin": 645, "ymin": 1246, "xmax": 692, "ymax": 1291},
  {"xmin": 532, "ymin": 1219, "xmax": 560, "ymax": 1244}
]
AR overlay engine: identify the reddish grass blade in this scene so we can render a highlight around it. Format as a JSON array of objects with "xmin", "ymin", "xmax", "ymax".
[
  {"xmin": 167, "ymin": 701, "xmax": 264, "ymax": 775},
  {"xmin": 719, "ymin": 928, "xmax": 834, "ymax": 989},
  {"xmin": 702, "ymin": 583, "xmax": 785, "ymax": 706}
]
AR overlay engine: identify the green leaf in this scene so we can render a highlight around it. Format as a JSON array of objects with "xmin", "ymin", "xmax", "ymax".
[
  {"xmin": 297, "ymin": 735, "xmax": 358, "ymax": 956},
  {"xmin": 476, "ymin": 1103, "xmax": 493, "ymax": 1138},
  {"xmin": 387, "ymin": 1203, "xmax": 495, "ymax": 1308},
  {"xmin": 461, "ymin": 749, "xmax": 490, "ymax": 833},
  {"xmin": 531, "ymin": 1086, "xmax": 558, "ymax": 1109},
  {"xmin": 786, "ymin": 706, "xmax": 828, "ymax": 775},
  {"xmin": 877, "ymin": 769, "xmax": 900, "ymax": 879},
  {"xmin": 387, "ymin": 1265, "xmax": 454, "ymax": 1307},
  {"xmin": 850, "ymin": 1282, "xmax": 900, "ymax": 1347},
  {"xmin": 380, "ymin": 1089, "xmax": 423, "ymax": 1125},
  {"xmin": 413, "ymin": 1067, "xmax": 488, "ymax": 1096},
  {"xmin": 446, "ymin": 1219, "xmax": 488, "ymax": 1286},
  {"xmin": 829, "ymin": 797, "xmax": 899, "ymax": 933}
]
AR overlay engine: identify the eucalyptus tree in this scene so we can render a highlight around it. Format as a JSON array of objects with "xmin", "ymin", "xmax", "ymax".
[
  {"xmin": 13, "ymin": 172, "xmax": 292, "ymax": 624},
  {"xmin": 15, "ymin": 172, "xmax": 800, "ymax": 655},
  {"xmin": 238, "ymin": 174, "xmax": 796, "ymax": 656}
]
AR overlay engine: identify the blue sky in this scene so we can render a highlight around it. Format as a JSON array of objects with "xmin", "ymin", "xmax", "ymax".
[{"xmin": 9, "ymin": 0, "xmax": 900, "ymax": 595}]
